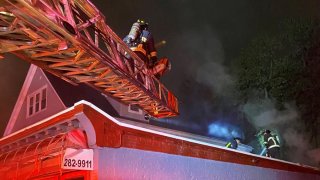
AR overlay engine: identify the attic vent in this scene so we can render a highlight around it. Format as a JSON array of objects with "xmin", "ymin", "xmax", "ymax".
[
  {"xmin": 128, "ymin": 104, "xmax": 142, "ymax": 114},
  {"xmin": 27, "ymin": 86, "xmax": 47, "ymax": 118}
]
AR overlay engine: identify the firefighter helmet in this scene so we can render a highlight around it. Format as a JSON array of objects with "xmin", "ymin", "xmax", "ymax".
[
  {"xmin": 137, "ymin": 19, "xmax": 149, "ymax": 30},
  {"xmin": 264, "ymin": 129, "xmax": 271, "ymax": 134}
]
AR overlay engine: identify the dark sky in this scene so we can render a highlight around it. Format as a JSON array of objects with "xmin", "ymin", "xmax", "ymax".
[{"xmin": 1, "ymin": 0, "xmax": 319, "ymax": 137}]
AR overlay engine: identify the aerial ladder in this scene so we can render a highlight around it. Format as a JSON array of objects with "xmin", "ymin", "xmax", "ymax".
[{"xmin": 0, "ymin": 0, "xmax": 178, "ymax": 118}]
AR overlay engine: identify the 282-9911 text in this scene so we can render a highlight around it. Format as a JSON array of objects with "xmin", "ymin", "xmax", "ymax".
[{"xmin": 64, "ymin": 158, "xmax": 92, "ymax": 168}]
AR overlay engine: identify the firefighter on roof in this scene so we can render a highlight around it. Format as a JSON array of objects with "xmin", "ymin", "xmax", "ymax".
[
  {"xmin": 225, "ymin": 137, "xmax": 241, "ymax": 150},
  {"xmin": 263, "ymin": 129, "xmax": 281, "ymax": 159},
  {"xmin": 123, "ymin": 19, "xmax": 158, "ymax": 68}
]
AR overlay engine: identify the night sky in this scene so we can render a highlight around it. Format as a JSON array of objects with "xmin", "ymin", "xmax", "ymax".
[
  {"xmin": 90, "ymin": 0, "xmax": 320, "ymax": 139},
  {"xmin": 1, "ymin": 0, "xmax": 320, "ymax": 154}
]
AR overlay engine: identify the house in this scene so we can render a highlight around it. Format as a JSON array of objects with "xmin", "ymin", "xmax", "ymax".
[
  {"xmin": 0, "ymin": 65, "xmax": 319, "ymax": 179},
  {"xmin": 4, "ymin": 64, "xmax": 148, "ymax": 136}
]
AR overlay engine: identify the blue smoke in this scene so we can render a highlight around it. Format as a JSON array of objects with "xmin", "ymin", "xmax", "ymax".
[{"xmin": 208, "ymin": 120, "xmax": 244, "ymax": 140}]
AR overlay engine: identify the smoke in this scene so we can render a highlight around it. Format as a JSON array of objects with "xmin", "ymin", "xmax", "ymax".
[
  {"xmin": 242, "ymin": 100, "xmax": 298, "ymax": 128},
  {"xmin": 164, "ymin": 26, "xmax": 241, "ymax": 135},
  {"xmin": 170, "ymin": 25, "xmax": 235, "ymax": 98},
  {"xmin": 307, "ymin": 149, "xmax": 320, "ymax": 166},
  {"xmin": 208, "ymin": 120, "xmax": 244, "ymax": 140},
  {"xmin": 150, "ymin": 25, "xmax": 244, "ymax": 140},
  {"xmin": 196, "ymin": 61, "xmax": 235, "ymax": 98},
  {"xmin": 242, "ymin": 99, "xmax": 318, "ymax": 166},
  {"xmin": 283, "ymin": 128, "xmax": 313, "ymax": 165},
  {"xmin": 154, "ymin": 118, "xmax": 203, "ymax": 134}
]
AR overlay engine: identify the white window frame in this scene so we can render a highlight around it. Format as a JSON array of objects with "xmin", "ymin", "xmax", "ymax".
[
  {"xmin": 128, "ymin": 104, "xmax": 143, "ymax": 115},
  {"xmin": 27, "ymin": 85, "xmax": 47, "ymax": 118}
]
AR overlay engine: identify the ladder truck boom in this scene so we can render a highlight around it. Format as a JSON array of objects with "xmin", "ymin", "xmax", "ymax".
[{"xmin": 0, "ymin": 0, "xmax": 178, "ymax": 118}]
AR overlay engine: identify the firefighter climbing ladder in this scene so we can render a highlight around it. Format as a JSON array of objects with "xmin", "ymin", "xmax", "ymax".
[{"xmin": 0, "ymin": 0, "xmax": 178, "ymax": 118}]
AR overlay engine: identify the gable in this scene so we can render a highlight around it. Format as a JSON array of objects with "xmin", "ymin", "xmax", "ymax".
[
  {"xmin": 4, "ymin": 64, "xmax": 151, "ymax": 136},
  {"xmin": 4, "ymin": 65, "xmax": 66, "ymax": 136}
]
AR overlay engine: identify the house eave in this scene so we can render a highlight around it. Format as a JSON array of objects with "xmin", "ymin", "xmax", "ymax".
[{"xmin": 0, "ymin": 100, "xmax": 319, "ymax": 175}]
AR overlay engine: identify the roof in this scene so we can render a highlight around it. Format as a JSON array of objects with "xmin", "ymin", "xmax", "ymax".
[
  {"xmin": 45, "ymin": 71, "xmax": 118, "ymax": 117},
  {"xmin": 1, "ymin": 101, "xmax": 319, "ymax": 175}
]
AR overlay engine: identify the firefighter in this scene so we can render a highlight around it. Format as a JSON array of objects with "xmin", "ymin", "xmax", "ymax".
[
  {"xmin": 123, "ymin": 19, "xmax": 158, "ymax": 69},
  {"xmin": 263, "ymin": 129, "xmax": 281, "ymax": 159},
  {"xmin": 225, "ymin": 137, "xmax": 241, "ymax": 149}
]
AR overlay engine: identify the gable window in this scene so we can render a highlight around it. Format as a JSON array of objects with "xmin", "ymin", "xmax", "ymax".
[
  {"xmin": 28, "ymin": 97, "xmax": 34, "ymax": 116},
  {"xmin": 35, "ymin": 93, "xmax": 40, "ymax": 113},
  {"xmin": 128, "ymin": 104, "xmax": 142, "ymax": 115},
  {"xmin": 27, "ymin": 86, "xmax": 47, "ymax": 118},
  {"xmin": 41, "ymin": 88, "xmax": 47, "ymax": 110}
]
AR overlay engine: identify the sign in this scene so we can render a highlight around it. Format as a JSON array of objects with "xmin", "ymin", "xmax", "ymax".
[{"xmin": 62, "ymin": 148, "xmax": 94, "ymax": 170}]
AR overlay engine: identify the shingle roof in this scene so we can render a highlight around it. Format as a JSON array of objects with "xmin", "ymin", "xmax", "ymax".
[{"xmin": 45, "ymin": 72, "xmax": 119, "ymax": 117}]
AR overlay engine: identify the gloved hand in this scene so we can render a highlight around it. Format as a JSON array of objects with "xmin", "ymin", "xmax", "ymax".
[{"xmin": 149, "ymin": 56, "xmax": 157, "ymax": 68}]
